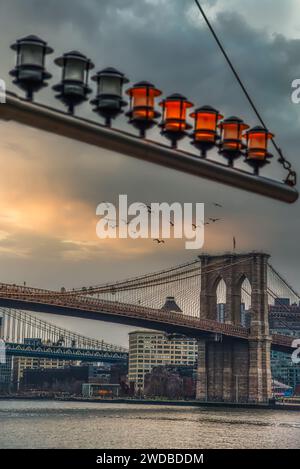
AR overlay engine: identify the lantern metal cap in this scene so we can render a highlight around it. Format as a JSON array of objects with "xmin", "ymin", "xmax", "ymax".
[
  {"xmin": 163, "ymin": 92, "xmax": 191, "ymax": 101},
  {"xmin": 219, "ymin": 116, "xmax": 249, "ymax": 131},
  {"xmin": 221, "ymin": 116, "xmax": 244, "ymax": 124},
  {"xmin": 159, "ymin": 93, "xmax": 194, "ymax": 109},
  {"xmin": 126, "ymin": 81, "xmax": 162, "ymax": 95},
  {"xmin": 133, "ymin": 80, "xmax": 156, "ymax": 87},
  {"xmin": 91, "ymin": 67, "xmax": 129, "ymax": 84},
  {"xmin": 194, "ymin": 105, "xmax": 219, "ymax": 113},
  {"xmin": 11, "ymin": 35, "xmax": 53, "ymax": 54},
  {"xmin": 191, "ymin": 105, "xmax": 223, "ymax": 119},
  {"xmin": 54, "ymin": 51, "xmax": 94, "ymax": 69},
  {"xmin": 246, "ymin": 125, "xmax": 274, "ymax": 137}
]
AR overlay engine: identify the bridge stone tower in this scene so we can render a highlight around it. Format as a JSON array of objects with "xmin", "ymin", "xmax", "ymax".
[{"xmin": 196, "ymin": 252, "xmax": 272, "ymax": 403}]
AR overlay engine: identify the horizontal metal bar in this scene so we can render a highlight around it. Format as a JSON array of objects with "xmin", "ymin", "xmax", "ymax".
[{"xmin": 0, "ymin": 92, "xmax": 298, "ymax": 203}]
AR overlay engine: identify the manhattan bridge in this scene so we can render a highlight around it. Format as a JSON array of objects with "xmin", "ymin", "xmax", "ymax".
[{"xmin": 0, "ymin": 252, "xmax": 299, "ymax": 403}]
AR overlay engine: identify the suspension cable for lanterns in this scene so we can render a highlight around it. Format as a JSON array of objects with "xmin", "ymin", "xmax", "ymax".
[{"xmin": 193, "ymin": 0, "xmax": 297, "ymax": 187}]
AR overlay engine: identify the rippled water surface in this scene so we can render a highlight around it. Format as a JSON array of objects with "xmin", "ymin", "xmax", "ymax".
[{"xmin": 0, "ymin": 400, "xmax": 299, "ymax": 449}]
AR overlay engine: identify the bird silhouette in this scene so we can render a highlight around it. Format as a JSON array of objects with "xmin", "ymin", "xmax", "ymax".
[
  {"xmin": 192, "ymin": 223, "xmax": 201, "ymax": 230},
  {"xmin": 101, "ymin": 201, "xmax": 111, "ymax": 208},
  {"xmin": 153, "ymin": 239, "xmax": 165, "ymax": 244},
  {"xmin": 209, "ymin": 218, "xmax": 221, "ymax": 223},
  {"xmin": 213, "ymin": 203, "xmax": 223, "ymax": 208},
  {"xmin": 138, "ymin": 203, "xmax": 151, "ymax": 213},
  {"xmin": 170, "ymin": 221, "xmax": 175, "ymax": 227}
]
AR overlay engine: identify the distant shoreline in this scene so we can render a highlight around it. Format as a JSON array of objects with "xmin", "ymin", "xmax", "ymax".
[{"xmin": 1, "ymin": 395, "xmax": 299, "ymax": 411}]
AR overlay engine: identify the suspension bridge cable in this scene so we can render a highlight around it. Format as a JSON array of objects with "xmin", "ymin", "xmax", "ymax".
[
  {"xmin": 2, "ymin": 257, "xmax": 250, "ymax": 298},
  {"xmin": 268, "ymin": 263, "xmax": 300, "ymax": 300},
  {"xmin": 193, "ymin": 0, "xmax": 297, "ymax": 186},
  {"xmin": 1, "ymin": 307, "xmax": 128, "ymax": 352}
]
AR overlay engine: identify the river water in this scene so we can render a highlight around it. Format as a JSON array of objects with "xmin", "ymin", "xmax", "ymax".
[{"xmin": 0, "ymin": 400, "xmax": 299, "ymax": 449}]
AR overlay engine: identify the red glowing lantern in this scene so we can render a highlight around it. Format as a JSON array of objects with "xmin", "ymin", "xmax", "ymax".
[
  {"xmin": 126, "ymin": 81, "xmax": 162, "ymax": 138},
  {"xmin": 219, "ymin": 116, "xmax": 249, "ymax": 166},
  {"xmin": 159, "ymin": 93, "xmax": 193, "ymax": 148},
  {"xmin": 245, "ymin": 126, "xmax": 274, "ymax": 175},
  {"xmin": 190, "ymin": 105, "xmax": 223, "ymax": 157}
]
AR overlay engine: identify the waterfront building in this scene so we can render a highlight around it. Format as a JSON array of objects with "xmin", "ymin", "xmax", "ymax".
[
  {"xmin": 13, "ymin": 356, "xmax": 79, "ymax": 390},
  {"xmin": 271, "ymin": 350, "xmax": 300, "ymax": 393},
  {"xmin": 269, "ymin": 298, "xmax": 300, "ymax": 392},
  {"xmin": 269, "ymin": 298, "xmax": 300, "ymax": 334},
  {"xmin": 128, "ymin": 330, "xmax": 198, "ymax": 393},
  {"xmin": 0, "ymin": 355, "xmax": 13, "ymax": 393}
]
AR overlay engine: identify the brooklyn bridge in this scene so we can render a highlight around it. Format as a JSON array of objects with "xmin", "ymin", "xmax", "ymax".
[{"xmin": 0, "ymin": 252, "xmax": 299, "ymax": 403}]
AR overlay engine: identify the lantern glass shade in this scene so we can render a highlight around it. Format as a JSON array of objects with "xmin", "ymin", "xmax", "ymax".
[
  {"xmin": 63, "ymin": 58, "xmax": 85, "ymax": 82},
  {"xmin": 98, "ymin": 76, "xmax": 122, "ymax": 97},
  {"xmin": 219, "ymin": 118, "xmax": 249, "ymax": 150},
  {"xmin": 166, "ymin": 101, "xmax": 188, "ymax": 130},
  {"xmin": 127, "ymin": 84, "xmax": 161, "ymax": 120},
  {"xmin": 247, "ymin": 127, "xmax": 274, "ymax": 160},
  {"xmin": 161, "ymin": 95, "xmax": 193, "ymax": 132},
  {"xmin": 19, "ymin": 43, "xmax": 44, "ymax": 67},
  {"xmin": 191, "ymin": 107, "xmax": 223, "ymax": 142}
]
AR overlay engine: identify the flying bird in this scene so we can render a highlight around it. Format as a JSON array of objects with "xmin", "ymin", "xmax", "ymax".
[
  {"xmin": 192, "ymin": 223, "xmax": 201, "ymax": 230},
  {"xmin": 213, "ymin": 203, "xmax": 223, "ymax": 208},
  {"xmin": 209, "ymin": 218, "xmax": 221, "ymax": 223},
  {"xmin": 138, "ymin": 203, "xmax": 151, "ymax": 213},
  {"xmin": 101, "ymin": 201, "xmax": 111, "ymax": 208},
  {"xmin": 153, "ymin": 239, "xmax": 165, "ymax": 244}
]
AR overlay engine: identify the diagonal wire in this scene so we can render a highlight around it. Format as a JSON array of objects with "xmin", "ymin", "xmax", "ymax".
[{"xmin": 193, "ymin": 0, "xmax": 297, "ymax": 186}]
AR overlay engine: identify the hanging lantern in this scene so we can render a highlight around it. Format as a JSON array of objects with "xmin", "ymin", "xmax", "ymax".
[
  {"xmin": 245, "ymin": 126, "xmax": 274, "ymax": 175},
  {"xmin": 91, "ymin": 67, "xmax": 129, "ymax": 126},
  {"xmin": 10, "ymin": 35, "xmax": 53, "ymax": 100},
  {"xmin": 190, "ymin": 105, "xmax": 223, "ymax": 157},
  {"xmin": 53, "ymin": 51, "xmax": 94, "ymax": 115},
  {"xmin": 159, "ymin": 93, "xmax": 193, "ymax": 148},
  {"xmin": 126, "ymin": 81, "xmax": 162, "ymax": 138},
  {"xmin": 218, "ymin": 116, "xmax": 249, "ymax": 166}
]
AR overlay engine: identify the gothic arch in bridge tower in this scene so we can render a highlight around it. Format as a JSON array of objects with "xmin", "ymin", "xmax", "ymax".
[
  {"xmin": 215, "ymin": 277, "xmax": 227, "ymax": 323},
  {"xmin": 238, "ymin": 276, "xmax": 252, "ymax": 328}
]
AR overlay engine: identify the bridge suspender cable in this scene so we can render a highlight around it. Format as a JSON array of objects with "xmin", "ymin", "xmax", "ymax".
[
  {"xmin": 193, "ymin": 0, "xmax": 297, "ymax": 186},
  {"xmin": 268, "ymin": 263, "xmax": 300, "ymax": 300}
]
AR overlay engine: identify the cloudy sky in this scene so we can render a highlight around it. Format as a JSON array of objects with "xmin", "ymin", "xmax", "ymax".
[{"xmin": 0, "ymin": 0, "xmax": 299, "ymax": 346}]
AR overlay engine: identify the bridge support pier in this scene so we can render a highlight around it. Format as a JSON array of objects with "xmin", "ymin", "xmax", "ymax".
[
  {"xmin": 196, "ymin": 337, "xmax": 271, "ymax": 403},
  {"xmin": 197, "ymin": 253, "xmax": 272, "ymax": 404}
]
